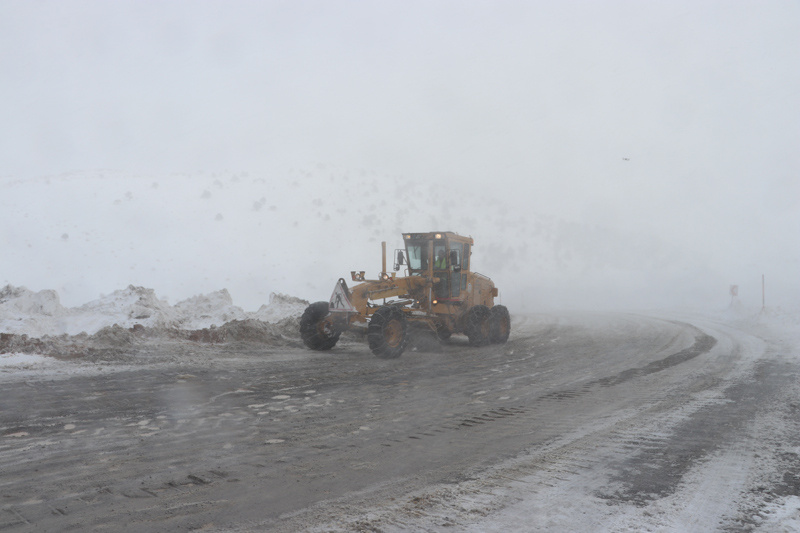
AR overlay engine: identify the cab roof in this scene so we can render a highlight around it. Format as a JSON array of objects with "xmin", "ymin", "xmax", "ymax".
[{"xmin": 402, "ymin": 232, "xmax": 474, "ymax": 245}]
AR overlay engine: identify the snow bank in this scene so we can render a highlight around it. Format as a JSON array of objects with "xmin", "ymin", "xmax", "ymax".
[
  {"xmin": 718, "ymin": 305, "xmax": 800, "ymax": 350},
  {"xmin": 0, "ymin": 284, "xmax": 308, "ymax": 337},
  {"xmin": 0, "ymin": 285, "xmax": 63, "ymax": 315},
  {"xmin": 173, "ymin": 289, "xmax": 247, "ymax": 330},
  {"xmin": 0, "ymin": 285, "xmax": 69, "ymax": 337},
  {"xmin": 252, "ymin": 292, "xmax": 310, "ymax": 323},
  {"xmin": 67, "ymin": 285, "xmax": 180, "ymax": 334}
]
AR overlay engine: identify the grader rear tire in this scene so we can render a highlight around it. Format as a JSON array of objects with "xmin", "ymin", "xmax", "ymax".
[
  {"xmin": 299, "ymin": 301, "xmax": 341, "ymax": 351},
  {"xmin": 368, "ymin": 305, "xmax": 408, "ymax": 359},
  {"xmin": 466, "ymin": 305, "xmax": 491, "ymax": 346}
]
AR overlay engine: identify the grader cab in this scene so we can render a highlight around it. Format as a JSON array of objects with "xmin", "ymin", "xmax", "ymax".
[{"xmin": 299, "ymin": 231, "xmax": 510, "ymax": 358}]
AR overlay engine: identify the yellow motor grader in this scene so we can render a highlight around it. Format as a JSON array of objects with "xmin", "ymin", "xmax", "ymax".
[{"xmin": 299, "ymin": 231, "xmax": 510, "ymax": 358}]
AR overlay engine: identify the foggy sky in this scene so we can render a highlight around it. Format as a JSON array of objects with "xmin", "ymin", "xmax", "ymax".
[{"xmin": 1, "ymin": 1, "xmax": 798, "ymax": 312}]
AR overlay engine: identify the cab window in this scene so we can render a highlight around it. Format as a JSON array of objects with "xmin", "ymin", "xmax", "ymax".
[
  {"xmin": 433, "ymin": 243, "xmax": 447, "ymax": 270},
  {"xmin": 406, "ymin": 242, "xmax": 429, "ymax": 272},
  {"xmin": 449, "ymin": 243, "xmax": 462, "ymax": 269}
]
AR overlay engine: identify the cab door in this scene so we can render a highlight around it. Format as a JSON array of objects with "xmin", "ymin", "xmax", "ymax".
[
  {"xmin": 449, "ymin": 242, "xmax": 463, "ymax": 298},
  {"xmin": 433, "ymin": 241, "xmax": 449, "ymax": 299},
  {"xmin": 433, "ymin": 240, "xmax": 466, "ymax": 301}
]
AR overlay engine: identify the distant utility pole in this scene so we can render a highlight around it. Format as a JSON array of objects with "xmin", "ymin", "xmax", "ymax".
[{"xmin": 762, "ymin": 274, "xmax": 765, "ymax": 311}]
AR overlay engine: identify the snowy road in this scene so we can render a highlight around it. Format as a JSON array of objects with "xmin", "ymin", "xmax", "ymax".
[{"xmin": 1, "ymin": 312, "xmax": 798, "ymax": 531}]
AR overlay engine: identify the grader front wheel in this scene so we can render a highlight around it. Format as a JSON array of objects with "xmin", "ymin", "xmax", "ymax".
[
  {"xmin": 299, "ymin": 301, "xmax": 341, "ymax": 350},
  {"xmin": 368, "ymin": 305, "xmax": 408, "ymax": 359}
]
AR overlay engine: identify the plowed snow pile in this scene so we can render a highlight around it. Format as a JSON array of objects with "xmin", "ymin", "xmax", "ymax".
[{"xmin": 0, "ymin": 284, "xmax": 308, "ymax": 358}]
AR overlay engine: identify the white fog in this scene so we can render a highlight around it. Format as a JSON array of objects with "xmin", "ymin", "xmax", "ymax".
[
  {"xmin": 1, "ymin": 1, "xmax": 798, "ymax": 312},
  {"xmin": 3, "ymin": 3, "xmax": 800, "ymax": 531}
]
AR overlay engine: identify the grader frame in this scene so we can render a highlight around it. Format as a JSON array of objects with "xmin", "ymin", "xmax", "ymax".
[{"xmin": 299, "ymin": 231, "xmax": 510, "ymax": 358}]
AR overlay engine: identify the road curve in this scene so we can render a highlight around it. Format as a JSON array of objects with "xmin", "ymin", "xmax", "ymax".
[{"xmin": 0, "ymin": 312, "xmax": 796, "ymax": 531}]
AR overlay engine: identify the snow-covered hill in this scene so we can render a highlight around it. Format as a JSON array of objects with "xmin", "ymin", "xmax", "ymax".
[{"xmin": 1, "ymin": 168, "xmax": 797, "ymax": 313}]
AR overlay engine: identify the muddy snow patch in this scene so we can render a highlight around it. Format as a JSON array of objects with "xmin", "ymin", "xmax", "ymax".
[
  {"xmin": 758, "ymin": 495, "xmax": 800, "ymax": 530},
  {"xmin": 186, "ymin": 317, "xmax": 301, "ymax": 345},
  {"xmin": 0, "ymin": 352, "xmax": 60, "ymax": 370},
  {"xmin": 0, "ymin": 351, "xmax": 121, "ymax": 382}
]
